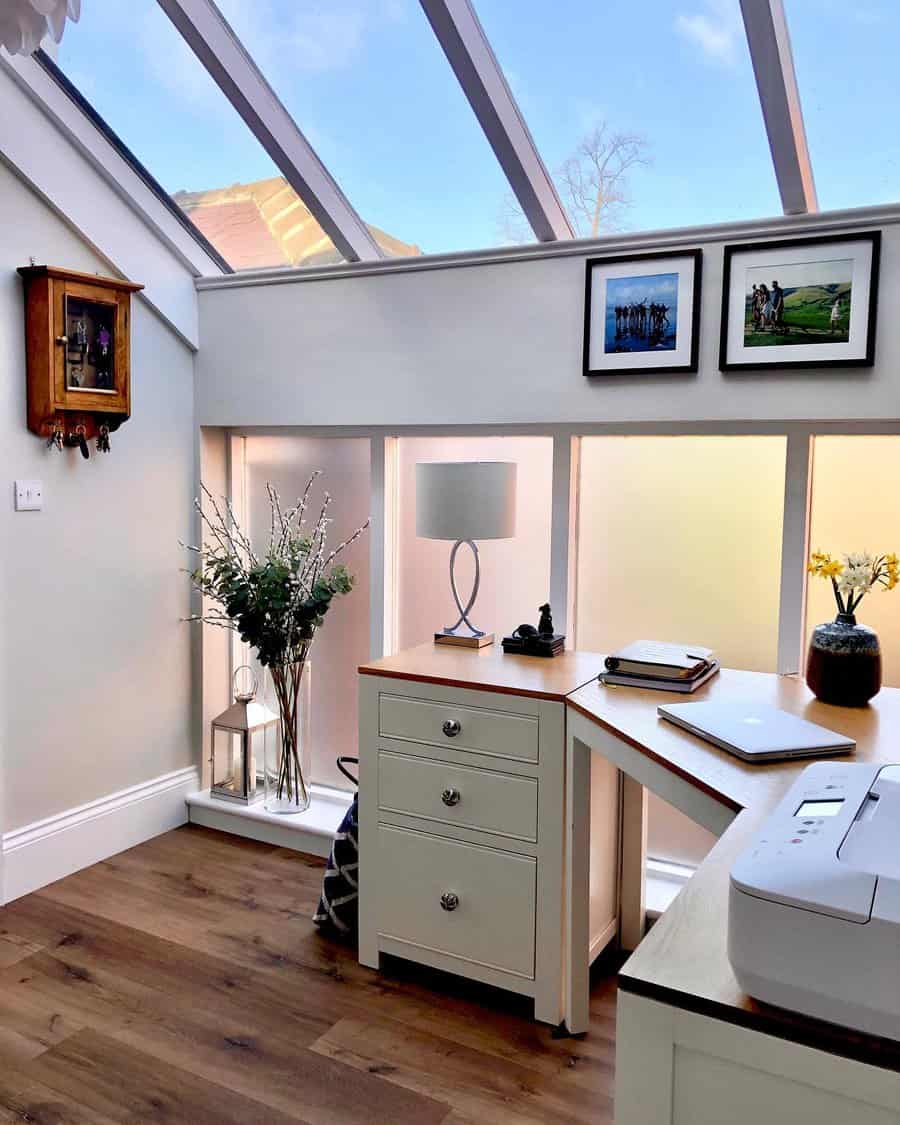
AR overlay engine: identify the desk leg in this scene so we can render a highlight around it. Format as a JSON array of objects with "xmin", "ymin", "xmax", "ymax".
[
  {"xmin": 619, "ymin": 774, "xmax": 648, "ymax": 952},
  {"xmin": 564, "ymin": 731, "xmax": 591, "ymax": 1035}
]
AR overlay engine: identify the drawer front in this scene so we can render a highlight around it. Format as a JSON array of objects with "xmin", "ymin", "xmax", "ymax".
[
  {"xmin": 378, "ymin": 751, "xmax": 537, "ymax": 841},
  {"xmin": 379, "ymin": 693, "xmax": 539, "ymax": 763},
  {"xmin": 376, "ymin": 825, "xmax": 536, "ymax": 978}
]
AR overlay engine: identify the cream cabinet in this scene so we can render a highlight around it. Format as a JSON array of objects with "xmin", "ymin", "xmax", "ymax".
[
  {"xmin": 616, "ymin": 991, "xmax": 900, "ymax": 1125},
  {"xmin": 358, "ymin": 660, "xmax": 619, "ymax": 1027}
]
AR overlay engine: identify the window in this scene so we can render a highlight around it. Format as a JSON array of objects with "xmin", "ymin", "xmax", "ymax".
[
  {"xmin": 575, "ymin": 434, "xmax": 787, "ymax": 873},
  {"xmin": 786, "ymin": 0, "xmax": 900, "ymax": 211},
  {"xmin": 574, "ymin": 436, "xmax": 786, "ymax": 671},
  {"xmin": 55, "ymin": 0, "xmax": 344, "ymax": 271},
  {"xmin": 807, "ymin": 436, "xmax": 900, "ymax": 686},
  {"xmin": 241, "ymin": 436, "xmax": 371, "ymax": 791},
  {"xmin": 393, "ymin": 436, "xmax": 553, "ymax": 651},
  {"xmin": 475, "ymin": 0, "xmax": 781, "ymax": 236},
  {"xmin": 221, "ymin": 2, "xmax": 514, "ymax": 255}
]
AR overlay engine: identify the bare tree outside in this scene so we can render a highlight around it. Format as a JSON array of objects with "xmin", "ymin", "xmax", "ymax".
[{"xmin": 499, "ymin": 121, "xmax": 651, "ymax": 243}]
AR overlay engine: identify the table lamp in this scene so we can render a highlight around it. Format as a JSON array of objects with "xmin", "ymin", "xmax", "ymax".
[{"xmin": 416, "ymin": 461, "xmax": 517, "ymax": 648}]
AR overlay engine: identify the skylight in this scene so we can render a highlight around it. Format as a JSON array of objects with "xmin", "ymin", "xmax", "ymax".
[
  {"xmin": 786, "ymin": 0, "xmax": 900, "ymax": 211},
  {"xmin": 221, "ymin": 0, "xmax": 513, "ymax": 256},
  {"xmin": 38, "ymin": 0, "xmax": 896, "ymax": 278},
  {"xmin": 55, "ymin": 0, "xmax": 350, "ymax": 271},
  {"xmin": 476, "ymin": 0, "xmax": 783, "ymax": 234}
]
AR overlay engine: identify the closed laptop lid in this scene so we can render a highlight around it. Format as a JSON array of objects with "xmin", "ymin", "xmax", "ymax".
[{"xmin": 657, "ymin": 701, "xmax": 856, "ymax": 755}]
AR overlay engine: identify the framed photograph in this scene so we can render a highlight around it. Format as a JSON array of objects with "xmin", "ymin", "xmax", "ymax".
[
  {"xmin": 583, "ymin": 249, "xmax": 702, "ymax": 376},
  {"xmin": 719, "ymin": 231, "xmax": 880, "ymax": 371}
]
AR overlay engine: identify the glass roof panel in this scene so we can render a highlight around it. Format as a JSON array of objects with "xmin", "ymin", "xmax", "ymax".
[
  {"xmin": 786, "ymin": 0, "xmax": 899, "ymax": 211},
  {"xmin": 475, "ymin": 0, "xmax": 782, "ymax": 235},
  {"xmin": 55, "ymin": 0, "xmax": 351, "ymax": 271},
  {"xmin": 219, "ymin": 0, "xmax": 515, "ymax": 255}
]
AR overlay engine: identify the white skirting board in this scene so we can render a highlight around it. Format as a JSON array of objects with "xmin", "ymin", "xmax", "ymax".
[{"xmin": 1, "ymin": 765, "xmax": 200, "ymax": 904}]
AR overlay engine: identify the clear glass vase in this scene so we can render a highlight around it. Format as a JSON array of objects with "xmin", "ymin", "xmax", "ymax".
[{"xmin": 263, "ymin": 660, "xmax": 312, "ymax": 814}]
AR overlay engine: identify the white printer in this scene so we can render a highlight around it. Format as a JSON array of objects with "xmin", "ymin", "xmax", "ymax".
[{"xmin": 728, "ymin": 760, "xmax": 900, "ymax": 1040}]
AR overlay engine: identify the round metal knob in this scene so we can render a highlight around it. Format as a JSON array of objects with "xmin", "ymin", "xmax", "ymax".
[
  {"xmin": 441, "ymin": 787, "xmax": 461, "ymax": 807},
  {"xmin": 55, "ymin": 334, "xmax": 68, "ymax": 345},
  {"xmin": 442, "ymin": 719, "xmax": 461, "ymax": 738},
  {"xmin": 440, "ymin": 891, "xmax": 459, "ymax": 912}
]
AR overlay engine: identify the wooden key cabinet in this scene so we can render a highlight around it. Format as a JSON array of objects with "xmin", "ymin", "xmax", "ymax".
[{"xmin": 18, "ymin": 265, "xmax": 143, "ymax": 455}]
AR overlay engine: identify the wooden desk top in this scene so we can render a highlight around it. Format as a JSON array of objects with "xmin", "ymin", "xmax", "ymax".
[
  {"xmin": 360, "ymin": 643, "xmax": 606, "ymax": 703},
  {"xmin": 569, "ymin": 669, "xmax": 900, "ymax": 1070}
]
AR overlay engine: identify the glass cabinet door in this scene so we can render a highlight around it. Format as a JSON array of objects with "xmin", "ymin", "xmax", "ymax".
[{"xmin": 64, "ymin": 295, "xmax": 116, "ymax": 393}]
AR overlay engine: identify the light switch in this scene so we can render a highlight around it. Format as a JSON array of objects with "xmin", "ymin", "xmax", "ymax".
[{"xmin": 14, "ymin": 479, "xmax": 43, "ymax": 511}]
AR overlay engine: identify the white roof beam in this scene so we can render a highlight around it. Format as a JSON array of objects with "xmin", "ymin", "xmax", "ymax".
[
  {"xmin": 420, "ymin": 0, "xmax": 575, "ymax": 242},
  {"xmin": 156, "ymin": 0, "xmax": 383, "ymax": 262},
  {"xmin": 740, "ymin": 0, "xmax": 818, "ymax": 215}
]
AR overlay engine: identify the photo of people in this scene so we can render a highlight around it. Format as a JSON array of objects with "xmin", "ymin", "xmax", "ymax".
[
  {"xmin": 604, "ymin": 272, "xmax": 678, "ymax": 353},
  {"xmin": 743, "ymin": 259, "xmax": 852, "ymax": 347},
  {"xmin": 585, "ymin": 249, "xmax": 700, "ymax": 376}
]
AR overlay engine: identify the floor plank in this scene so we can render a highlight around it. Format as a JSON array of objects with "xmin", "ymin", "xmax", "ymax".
[
  {"xmin": 0, "ymin": 1065, "xmax": 122, "ymax": 1125},
  {"xmin": 0, "ymin": 824, "xmax": 621, "ymax": 1124},
  {"xmin": 0, "ymin": 931, "xmax": 43, "ymax": 969},
  {"xmin": 312, "ymin": 1013, "xmax": 614, "ymax": 1125},
  {"xmin": 25, "ymin": 1029, "xmax": 308, "ymax": 1124}
]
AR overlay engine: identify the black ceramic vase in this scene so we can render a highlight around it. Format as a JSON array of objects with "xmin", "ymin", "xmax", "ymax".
[{"xmin": 805, "ymin": 613, "xmax": 882, "ymax": 706}]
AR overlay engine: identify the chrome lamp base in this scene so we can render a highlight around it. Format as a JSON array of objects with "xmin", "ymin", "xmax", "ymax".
[{"xmin": 434, "ymin": 538, "xmax": 494, "ymax": 648}]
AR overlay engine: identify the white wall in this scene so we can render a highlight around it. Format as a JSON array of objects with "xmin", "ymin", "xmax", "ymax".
[
  {"xmin": 0, "ymin": 160, "xmax": 196, "ymax": 837},
  {"xmin": 196, "ymin": 208, "xmax": 900, "ymax": 428}
]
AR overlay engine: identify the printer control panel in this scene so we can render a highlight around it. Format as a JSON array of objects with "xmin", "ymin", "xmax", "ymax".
[{"xmin": 731, "ymin": 761, "xmax": 881, "ymax": 922}]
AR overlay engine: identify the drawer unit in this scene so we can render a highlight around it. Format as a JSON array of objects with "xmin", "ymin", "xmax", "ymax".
[
  {"xmin": 378, "ymin": 750, "xmax": 538, "ymax": 842},
  {"xmin": 359, "ymin": 659, "xmax": 605, "ymax": 1029},
  {"xmin": 376, "ymin": 824, "xmax": 536, "ymax": 979},
  {"xmin": 379, "ymin": 693, "xmax": 539, "ymax": 763}
]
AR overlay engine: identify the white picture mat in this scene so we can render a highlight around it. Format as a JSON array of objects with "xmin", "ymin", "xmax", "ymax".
[
  {"xmin": 588, "ymin": 255, "xmax": 697, "ymax": 371},
  {"xmin": 725, "ymin": 239, "xmax": 874, "ymax": 365}
]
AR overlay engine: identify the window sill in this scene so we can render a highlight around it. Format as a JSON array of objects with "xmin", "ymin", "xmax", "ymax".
[
  {"xmin": 185, "ymin": 786, "xmax": 351, "ymax": 857},
  {"xmin": 645, "ymin": 857, "xmax": 694, "ymax": 919}
]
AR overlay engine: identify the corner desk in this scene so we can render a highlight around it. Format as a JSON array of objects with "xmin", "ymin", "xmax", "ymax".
[{"xmin": 359, "ymin": 646, "xmax": 900, "ymax": 1124}]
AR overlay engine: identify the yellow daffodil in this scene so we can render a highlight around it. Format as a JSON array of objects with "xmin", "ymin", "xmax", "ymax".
[
  {"xmin": 810, "ymin": 550, "xmax": 900, "ymax": 611},
  {"xmin": 807, "ymin": 551, "xmax": 841, "ymax": 577}
]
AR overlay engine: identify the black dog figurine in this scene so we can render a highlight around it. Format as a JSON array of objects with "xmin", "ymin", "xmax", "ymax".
[{"xmin": 503, "ymin": 604, "xmax": 565, "ymax": 657}]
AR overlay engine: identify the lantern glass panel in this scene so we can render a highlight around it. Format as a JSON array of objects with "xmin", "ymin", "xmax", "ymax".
[
  {"xmin": 212, "ymin": 727, "xmax": 248, "ymax": 801},
  {"xmin": 249, "ymin": 727, "xmax": 266, "ymax": 798}
]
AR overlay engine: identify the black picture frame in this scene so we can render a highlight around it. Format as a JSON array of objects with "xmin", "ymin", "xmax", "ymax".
[
  {"xmin": 582, "ymin": 248, "xmax": 702, "ymax": 377},
  {"xmin": 719, "ymin": 231, "xmax": 880, "ymax": 372}
]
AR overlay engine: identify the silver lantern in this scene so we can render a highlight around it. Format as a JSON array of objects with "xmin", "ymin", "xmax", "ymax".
[{"xmin": 209, "ymin": 666, "xmax": 278, "ymax": 804}]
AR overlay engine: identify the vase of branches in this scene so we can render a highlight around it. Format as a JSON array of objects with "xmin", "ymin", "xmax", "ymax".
[
  {"xmin": 186, "ymin": 473, "xmax": 369, "ymax": 814},
  {"xmin": 806, "ymin": 551, "xmax": 898, "ymax": 706}
]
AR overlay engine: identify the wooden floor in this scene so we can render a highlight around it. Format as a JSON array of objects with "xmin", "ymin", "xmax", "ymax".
[{"xmin": 0, "ymin": 826, "xmax": 618, "ymax": 1124}]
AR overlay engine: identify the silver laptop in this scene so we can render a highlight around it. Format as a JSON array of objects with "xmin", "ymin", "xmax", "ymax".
[{"xmin": 657, "ymin": 701, "xmax": 856, "ymax": 762}]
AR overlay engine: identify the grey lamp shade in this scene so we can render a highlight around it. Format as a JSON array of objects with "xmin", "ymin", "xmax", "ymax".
[{"xmin": 416, "ymin": 461, "xmax": 517, "ymax": 541}]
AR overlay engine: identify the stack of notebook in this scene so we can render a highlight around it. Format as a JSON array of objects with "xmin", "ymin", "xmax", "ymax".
[{"xmin": 600, "ymin": 641, "xmax": 720, "ymax": 693}]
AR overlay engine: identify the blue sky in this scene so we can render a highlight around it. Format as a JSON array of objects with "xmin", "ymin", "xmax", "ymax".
[
  {"xmin": 607, "ymin": 274, "xmax": 679, "ymax": 309},
  {"xmin": 56, "ymin": 0, "xmax": 899, "ymax": 262}
]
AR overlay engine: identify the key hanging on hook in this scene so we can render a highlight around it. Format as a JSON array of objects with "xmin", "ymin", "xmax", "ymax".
[
  {"xmin": 73, "ymin": 423, "xmax": 89, "ymax": 460},
  {"xmin": 96, "ymin": 424, "xmax": 111, "ymax": 453}
]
